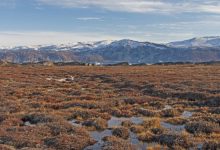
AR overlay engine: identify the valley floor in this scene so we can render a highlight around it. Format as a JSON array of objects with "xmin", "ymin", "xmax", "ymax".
[{"xmin": 0, "ymin": 64, "xmax": 220, "ymax": 150}]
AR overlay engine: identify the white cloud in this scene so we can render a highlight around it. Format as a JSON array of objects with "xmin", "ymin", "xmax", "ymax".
[
  {"xmin": 76, "ymin": 17, "xmax": 102, "ymax": 21},
  {"xmin": 0, "ymin": 31, "xmax": 122, "ymax": 46},
  {"xmin": 36, "ymin": 0, "xmax": 220, "ymax": 14}
]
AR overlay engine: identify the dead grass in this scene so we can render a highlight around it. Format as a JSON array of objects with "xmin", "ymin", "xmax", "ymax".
[{"xmin": 0, "ymin": 64, "xmax": 219, "ymax": 149}]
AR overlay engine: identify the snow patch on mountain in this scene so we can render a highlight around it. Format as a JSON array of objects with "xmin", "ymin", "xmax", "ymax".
[{"xmin": 168, "ymin": 36, "xmax": 220, "ymax": 48}]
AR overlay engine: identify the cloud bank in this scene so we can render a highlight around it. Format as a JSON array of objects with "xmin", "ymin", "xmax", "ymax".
[{"xmin": 37, "ymin": 0, "xmax": 220, "ymax": 14}]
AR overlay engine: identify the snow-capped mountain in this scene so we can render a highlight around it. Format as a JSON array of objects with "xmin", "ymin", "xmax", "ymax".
[
  {"xmin": 108, "ymin": 39, "xmax": 166, "ymax": 49},
  {"xmin": 1, "ymin": 38, "xmax": 220, "ymax": 64},
  {"xmin": 168, "ymin": 36, "xmax": 220, "ymax": 48},
  {"xmin": 0, "ymin": 40, "xmax": 114, "ymax": 52}
]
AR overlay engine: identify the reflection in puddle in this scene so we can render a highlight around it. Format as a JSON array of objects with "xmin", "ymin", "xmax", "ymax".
[
  {"xmin": 90, "ymin": 130, "xmax": 113, "ymax": 141},
  {"xmin": 129, "ymin": 131, "xmax": 148, "ymax": 149},
  {"xmin": 84, "ymin": 130, "xmax": 112, "ymax": 150},
  {"xmin": 84, "ymin": 114, "xmax": 194, "ymax": 150},
  {"xmin": 84, "ymin": 116, "xmax": 157, "ymax": 150},
  {"xmin": 108, "ymin": 116, "xmax": 143, "ymax": 128}
]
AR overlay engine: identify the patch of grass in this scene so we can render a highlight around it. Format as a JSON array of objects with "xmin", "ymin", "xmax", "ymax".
[
  {"xmin": 82, "ymin": 117, "xmax": 108, "ymax": 130},
  {"xmin": 137, "ymin": 131, "xmax": 154, "ymax": 142},
  {"xmin": 102, "ymin": 136, "xmax": 133, "ymax": 150},
  {"xmin": 202, "ymin": 140, "xmax": 220, "ymax": 150},
  {"xmin": 112, "ymin": 127, "xmax": 130, "ymax": 139},
  {"xmin": 165, "ymin": 117, "xmax": 188, "ymax": 125},
  {"xmin": 142, "ymin": 118, "xmax": 161, "ymax": 129},
  {"xmin": 155, "ymin": 133, "xmax": 192, "ymax": 148},
  {"xmin": 185, "ymin": 121, "xmax": 220, "ymax": 134},
  {"xmin": 130, "ymin": 125, "xmax": 145, "ymax": 133},
  {"xmin": 160, "ymin": 109, "xmax": 181, "ymax": 118}
]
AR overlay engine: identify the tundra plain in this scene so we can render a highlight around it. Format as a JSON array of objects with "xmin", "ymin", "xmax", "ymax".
[{"xmin": 0, "ymin": 64, "xmax": 220, "ymax": 150}]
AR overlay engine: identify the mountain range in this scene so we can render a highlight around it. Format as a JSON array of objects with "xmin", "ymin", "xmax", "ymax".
[{"xmin": 1, "ymin": 36, "xmax": 220, "ymax": 64}]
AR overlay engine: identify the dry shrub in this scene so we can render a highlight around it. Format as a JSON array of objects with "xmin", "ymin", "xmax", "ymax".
[
  {"xmin": 70, "ymin": 108, "xmax": 110, "ymax": 120},
  {"xmin": 155, "ymin": 133, "xmax": 192, "ymax": 148},
  {"xmin": 1, "ymin": 117, "xmax": 23, "ymax": 126},
  {"xmin": 82, "ymin": 117, "xmax": 107, "ymax": 130},
  {"xmin": 210, "ymin": 107, "xmax": 220, "ymax": 114},
  {"xmin": 124, "ymin": 99, "xmax": 136, "ymax": 105},
  {"xmin": 142, "ymin": 118, "xmax": 161, "ymax": 129},
  {"xmin": 102, "ymin": 136, "xmax": 134, "ymax": 150},
  {"xmin": 130, "ymin": 125, "xmax": 145, "ymax": 134},
  {"xmin": 166, "ymin": 117, "xmax": 188, "ymax": 125},
  {"xmin": 112, "ymin": 127, "xmax": 129, "ymax": 139},
  {"xmin": 147, "ymin": 144, "xmax": 168, "ymax": 150},
  {"xmin": 136, "ymin": 108, "xmax": 158, "ymax": 117},
  {"xmin": 121, "ymin": 120, "xmax": 133, "ymax": 128},
  {"xmin": 137, "ymin": 131, "xmax": 154, "ymax": 142},
  {"xmin": 160, "ymin": 109, "xmax": 181, "ymax": 117},
  {"xmin": 111, "ymin": 107, "xmax": 133, "ymax": 117},
  {"xmin": 0, "ymin": 144, "xmax": 16, "ymax": 150},
  {"xmin": 44, "ymin": 134, "xmax": 94, "ymax": 150},
  {"xmin": 202, "ymin": 140, "xmax": 220, "ymax": 150},
  {"xmin": 21, "ymin": 113, "xmax": 53, "ymax": 124},
  {"xmin": 151, "ymin": 127, "xmax": 165, "ymax": 135},
  {"xmin": 45, "ymin": 120, "xmax": 76, "ymax": 136},
  {"xmin": 185, "ymin": 121, "xmax": 220, "ymax": 134}
]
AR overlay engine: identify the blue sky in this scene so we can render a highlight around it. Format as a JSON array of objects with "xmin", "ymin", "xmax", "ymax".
[{"xmin": 1, "ymin": 0, "xmax": 220, "ymax": 46}]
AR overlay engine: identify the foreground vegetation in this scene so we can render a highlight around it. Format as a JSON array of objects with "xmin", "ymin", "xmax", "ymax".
[{"xmin": 0, "ymin": 64, "xmax": 219, "ymax": 150}]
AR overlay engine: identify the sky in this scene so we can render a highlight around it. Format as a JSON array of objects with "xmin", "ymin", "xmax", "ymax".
[{"xmin": 1, "ymin": 0, "xmax": 220, "ymax": 46}]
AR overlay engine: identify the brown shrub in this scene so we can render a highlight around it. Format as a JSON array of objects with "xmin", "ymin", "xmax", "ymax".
[
  {"xmin": 202, "ymin": 141, "xmax": 220, "ymax": 150},
  {"xmin": 44, "ymin": 134, "xmax": 94, "ymax": 150},
  {"xmin": 151, "ymin": 127, "xmax": 165, "ymax": 135},
  {"xmin": 155, "ymin": 133, "xmax": 192, "ymax": 148},
  {"xmin": 121, "ymin": 120, "xmax": 133, "ymax": 128},
  {"xmin": 136, "ymin": 108, "xmax": 158, "ymax": 117},
  {"xmin": 82, "ymin": 117, "xmax": 107, "ymax": 130},
  {"xmin": 185, "ymin": 121, "xmax": 220, "ymax": 134},
  {"xmin": 46, "ymin": 120, "xmax": 76, "ymax": 136},
  {"xmin": 160, "ymin": 109, "xmax": 181, "ymax": 118},
  {"xmin": 102, "ymin": 136, "xmax": 134, "ymax": 150},
  {"xmin": 21, "ymin": 113, "xmax": 53, "ymax": 125},
  {"xmin": 130, "ymin": 125, "xmax": 145, "ymax": 133},
  {"xmin": 70, "ymin": 108, "xmax": 110, "ymax": 120},
  {"xmin": 142, "ymin": 118, "xmax": 161, "ymax": 129},
  {"xmin": 0, "ymin": 144, "xmax": 16, "ymax": 150},
  {"xmin": 112, "ymin": 127, "xmax": 129, "ymax": 139},
  {"xmin": 137, "ymin": 131, "xmax": 154, "ymax": 142},
  {"xmin": 166, "ymin": 117, "xmax": 188, "ymax": 125}
]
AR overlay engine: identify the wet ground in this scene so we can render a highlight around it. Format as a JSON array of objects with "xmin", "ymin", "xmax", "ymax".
[{"xmin": 0, "ymin": 65, "xmax": 219, "ymax": 149}]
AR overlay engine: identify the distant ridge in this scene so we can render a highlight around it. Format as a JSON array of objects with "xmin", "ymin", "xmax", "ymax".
[
  {"xmin": 167, "ymin": 36, "xmax": 220, "ymax": 48},
  {"xmin": 1, "ymin": 37, "xmax": 220, "ymax": 64}
]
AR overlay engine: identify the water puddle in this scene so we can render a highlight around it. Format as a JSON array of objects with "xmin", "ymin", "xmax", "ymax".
[
  {"xmin": 84, "ymin": 129, "xmax": 113, "ymax": 150},
  {"xmin": 161, "ymin": 121, "xmax": 185, "ymax": 132},
  {"xmin": 83, "ymin": 115, "xmax": 195, "ymax": 149},
  {"xmin": 181, "ymin": 111, "xmax": 193, "ymax": 118},
  {"xmin": 24, "ymin": 121, "xmax": 35, "ymax": 126},
  {"xmin": 70, "ymin": 119, "xmax": 81, "ymax": 127},
  {"xmin": 84, "ymin": 116, "xmax": 154, "ymax": 150},
  {"xmin": 46, "ymin": 76, "xmax": 74, "ymax": 82},
  {"xmin": 108, "ymin": 116, "xmax": 143, "ymax": 128},
  {"xmin": 197, "ymin": 143, "xmax": 203, "ymax": 150},
  {"xmin": 129, "ymin": 131, "xmax": 148, "ymax": 149}
]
